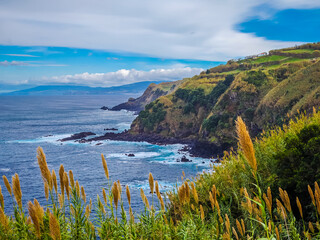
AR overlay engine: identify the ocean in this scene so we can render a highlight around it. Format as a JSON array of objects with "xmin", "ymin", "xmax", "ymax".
[{"xmin": 0, "ymin": 95, "xmax": 211, "ymax": 214}]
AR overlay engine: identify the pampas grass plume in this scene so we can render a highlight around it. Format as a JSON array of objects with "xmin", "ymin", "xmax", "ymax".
[
  {"xmin": 12, "ymin": 173, "xmax": 22, "ymax": 208},
  {"xmin": 49, "ymin": 212, "xmax": 61, "ymax": 240},
  {"xmin": 101, "ymin": 154, "xmax": 109, "ymax": 179},
  {"xmin": 3, "ymin": 175, "xmax": 12, "ymax": 196},
  {"xmin": 126, "ymin": 185, "xmax": 131, "ymax": 206},
  {"xmin": 236, "ymin": 117, "xmax": 257, "ymax": 176}
]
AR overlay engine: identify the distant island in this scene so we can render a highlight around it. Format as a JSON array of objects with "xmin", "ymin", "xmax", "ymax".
[{"xmin": 1, "ymin": 81, "xmax": 167, "ymax": 96}]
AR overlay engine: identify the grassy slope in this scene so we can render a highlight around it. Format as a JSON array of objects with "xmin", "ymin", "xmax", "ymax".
[
  {"xmin": 259, "ymin": 61, "xmax": 320, "ymax": 112},
  {"xmin": 131, "ymin": 42, "xmax": 320, "ymax": 152}
]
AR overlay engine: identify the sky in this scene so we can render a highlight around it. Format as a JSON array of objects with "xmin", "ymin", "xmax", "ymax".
[{"xmin": 0, "ymin": 0, "xmax": 320, "ymax": 90}]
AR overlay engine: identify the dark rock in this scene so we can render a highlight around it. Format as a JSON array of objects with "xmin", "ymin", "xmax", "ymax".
[
  {"xmin": 104, "ymin": 128, "xmax": 118, "ymax": 131},
  {"xmin": 179, "ymin": 145, "xmax": 190, "ymax": 152},
  {"xmin": 180, "ymin": 155, "xmax": 192, "ymax": 162},
  {"xmin": 85, "ymin": 131, "xmax": 191, "ymax": 146},
  {"xmin": 125, "ymin": 153, "xmax": 135, "ymax": 157},
  {"xmin": 100, "ymin": 106, "xmax": 110, "ymax": 110},
  {"xmin": 59, "ymin": 132, "xmax": 96, "ymax": 142},
  {"xmin": 65, "ymin": 130, "xmax": 220, "ymax": 159},
  {"xmin": 189, "ymin": 140, "xmax": 231, "ymax": 159}
]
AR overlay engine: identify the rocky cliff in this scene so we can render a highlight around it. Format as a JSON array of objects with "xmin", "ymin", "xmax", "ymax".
[
  {"xmin": 111, "ymin": 81, "xmax": 183, "ymax": 112},
  {"xmin": 128, "ymin": 43, "xmax": 320, "ymax": 156}
]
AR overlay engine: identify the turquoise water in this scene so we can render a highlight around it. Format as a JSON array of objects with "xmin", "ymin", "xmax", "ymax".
[{"xmin": 0, "ymin": 95, "xmax": 211, "ymax": 214}]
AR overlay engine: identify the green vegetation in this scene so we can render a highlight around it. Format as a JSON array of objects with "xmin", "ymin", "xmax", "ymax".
[
  {"xmin": 283, "ymin": 49, "xmax": 315, "ymax": 54},
  {"xmin": 138, "ymin": 101, "xmax": 166, "ymax": 131},
  {"xmin": 249, "ymin": 55, "xmax": 287, "ymax": 64},
  {"xmin": 132, "ymin": 43, "xmax": 320, "ymax": 148},
  {"xmin": 168, "ymin": 109, "xmax": 320, "ymax": 239},
  {"xmin": 1, "ymin": 110, "xmax": 320, "ymax": 239},
  {"xmin": 275, "ymin": 124, "xmax": 320, "ymax": 215},
  {"xmin": 260, "ymin": 61, "xmax": 320, "ymax": 113},
  {"xmin": 203, "ymin": 113, "xmax": 232, "ymax": 133},
  {"xmin": 242, "ymin": 70, "xmax": 267, "ymax": 86},
  {"xmin": 174, "ymin": 75, "xmax": 234, "ymax": 114},
  {"xmin": 267, "ymin": 61, "xmax": 312, "ymax": 82},
  {"xmin": 175, "ymin": 88, "xmax": 206, "ymax": 114}
]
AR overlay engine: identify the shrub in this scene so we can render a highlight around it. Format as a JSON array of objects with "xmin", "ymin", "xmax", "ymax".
[
  {"xmin": 138, "ymin": 102, "xmax": 166, "ymax": 131},
  {"xmin": 274, "ymin": 124, "xmax": 320, "ymax": 217},
  {"xmin": 243, "ymin": 70, "xmax": 267, "ymax": 86},
  {"xmin": 202, "ymin": 114, "xmax": 231, "ymax": 132},
  {"xmin": 175, "ymin": 88, "xmax": 206, "ymax": 114}
]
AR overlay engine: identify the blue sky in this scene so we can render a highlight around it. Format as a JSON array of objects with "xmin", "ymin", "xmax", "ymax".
[
  {"xmin": 0, "ymin": 0, "xmax": 320, "ymax": 90},
  {"xmin": 238, "ymin": 8, "xmax": 320, "ymax": 42}
]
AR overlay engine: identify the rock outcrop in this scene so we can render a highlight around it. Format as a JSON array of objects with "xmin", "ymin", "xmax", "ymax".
[{"xmin": 111, "ymin": 81, "xmax": 182, "ymax": 112}]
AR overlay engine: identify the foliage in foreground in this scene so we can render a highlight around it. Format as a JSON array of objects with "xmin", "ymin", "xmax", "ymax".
[{"xmin": 0, "ymin": 109, "xmax": 320, "ymax": 239}]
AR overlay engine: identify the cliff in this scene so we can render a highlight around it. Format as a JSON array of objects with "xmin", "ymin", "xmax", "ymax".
[
  {"xmin": 111, "ymin": 81, "xmax": 182, "ymax": 112},
  {"xmin": 128, "ymin": 42, "xmax": 320, "ymax": 156}
]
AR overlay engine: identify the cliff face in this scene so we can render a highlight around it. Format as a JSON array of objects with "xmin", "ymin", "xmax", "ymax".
[
  {"xmin": 129, "ymin": 43, "xmax": 320, "ymax": 153},
  {"xmin": 111, "ymin": 81, "xmax": 182, "ymax": 112}
]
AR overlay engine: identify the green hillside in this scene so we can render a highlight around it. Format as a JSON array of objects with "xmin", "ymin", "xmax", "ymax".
[{"xmin": 130, "ymin": 43, "xmax": 320, "ymax": 153}]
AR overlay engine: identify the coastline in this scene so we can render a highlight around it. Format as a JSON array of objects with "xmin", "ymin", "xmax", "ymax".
[{"xmin": 59, "ymin": 130, "xmax": 226, "ymax": 159}]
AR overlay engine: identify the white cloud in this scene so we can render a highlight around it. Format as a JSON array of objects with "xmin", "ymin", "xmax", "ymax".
[
  {"xmin": 0, "ymin": 60, "xmax": 29, "ymax": 66},
  {"xmin": 269, "ymin": 0, "xmax": 320, "ymax": 9},
  {"xmin": 25, "ymin": 47, "xmax": 63, "ymax": 54},
  {"xmin": 29, "ymin": 67, "xmax": 203, "ymax": 87},
  {"xmin": 2, "ymin": 54, "xmax": 38, "ymax": 57},
  {"xmin": 0, "ymin": 60, "xmax": 67, "ymax": 67},
  {"xmin": 0, "ymin": 0, "xmax": 314, "ymax": 60}
]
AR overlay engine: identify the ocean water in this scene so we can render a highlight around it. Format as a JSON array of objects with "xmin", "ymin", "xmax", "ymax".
[{"xmin": 0, "ymin": 95, "xmax": 212, "ymax": 215}]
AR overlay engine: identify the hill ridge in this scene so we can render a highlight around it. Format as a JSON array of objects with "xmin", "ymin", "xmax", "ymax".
[{"xmin": 126, "ymin": 42, "xmax": 320, "ymax": 156}]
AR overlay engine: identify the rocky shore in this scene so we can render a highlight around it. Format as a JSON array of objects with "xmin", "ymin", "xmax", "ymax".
[{"xmin": 59, "ymin": 130, "xmax": 225, "ymax": 159}]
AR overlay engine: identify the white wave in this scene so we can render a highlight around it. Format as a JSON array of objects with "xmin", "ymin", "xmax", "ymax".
[
  {"xmin": 108, "ymin": 152, "xmax": 161, "ymax": 159},
  {"xmin": 119, "ymin": 109, "xmax": 136, "ymax": 114},
  {"xmin": 148, "ymin": 146, "xmax": 215, "ymax": 168},
  {"xmin": 6, "ymin": 134, "xmax": 72, "ymax": 145},
  {"xmin": 0, "ymin": 168, "xmax": 10, "ymax": 172},
  {"xmin": 102, "ymin": 140, "xmax": 152, "ymax": 146},
  {"xmin": 5, "ymin": 133, "xmax": 100, "ymax": 146},
  {"xmin": 116, "ymin": 122, "xmax": 131, "ymax": 130},
  {"xmin": 149, "ymin": 158, "xmax": 214, "ymax": 168}
]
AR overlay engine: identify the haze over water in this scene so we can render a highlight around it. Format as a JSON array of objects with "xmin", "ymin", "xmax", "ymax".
[{"xmin": 0, "ymin": 95, "xmax": 211, "ymax": 214}]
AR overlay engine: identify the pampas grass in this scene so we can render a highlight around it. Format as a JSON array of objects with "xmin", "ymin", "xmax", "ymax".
[
  {"xmin": 12, "ymin": 173, "xmax": 22, "ymax": 208},
  {"xmin": 49, "ymin": 212, "xmax": 61, "ymax": 240},
  {"xmin": 236, "ymin": 116, "xmax": 257, "ymax": 177},
  {"xmin": 3, "ymin": 175, "xmax": 12, "ymax": 196},
  {"xmin": 101, "ymin": 154, "xmax": 109, "ymax": 180}
]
